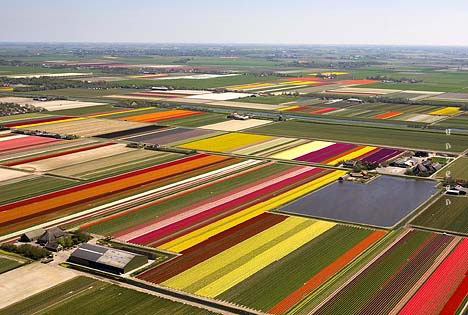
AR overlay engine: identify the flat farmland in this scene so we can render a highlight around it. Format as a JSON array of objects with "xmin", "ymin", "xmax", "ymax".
[
  {"xmin": 123, "ymin": 128, "xmax": 215, "ymax": 145},
  {"xmin": 51, "ymin": 150, "xmax": 182, "ymax": 180},
  {"xmin": 250, "ymin": 121, "xmax": 468, "ymax": 152},
  {"xmin": 311, "ymin": 230, "xmax": 458, "ymax": 315},
  {"xmin": 436, "ymin": 114, "xmax": 468, "ymax": 129},
  {"xmin": 138, "ymin": 215, "xmax": 384, "ymax": 313},
  {"xmin": 0, "ymin": 263, "xmax": 77, "ymax": 310},
  {"xmin": 20, "ymin": 118, "xmax": 150, "ymax": 137},
  {"xmin": 0, "ymin": 154, "xmax": 238, "ymax": 236},
  {"xmin": 321, "ymin": 103, "xmax": 448, "ymax": 123},
  {"xmin": 0, "ymin": 65, "xmax": 93, "ymax": 75},
  {"xmin": 47, "ymin": 104, "xmax": 118, "ymax": 116},
  {"xmin": 199, "ymin": 119, "xmax": 272, "ymax": 131},
  {"xmin": 14, "ymin": 143, "xmax": 134, "ymax": 172},
  {"xmin": 161, "ymin": 112, "xmax": 228, "ymax": 127},
  {"xmin": 435, "ymin": 157, "xmax": 468, "ymax": 181},
  {"xmin": 83, "ymin": 162, "xmax": 298, "ymax": 236},
  {"xmin": 234, "ymin": 95, "xmax": 301, "ymax": 104},
  {"xmin": 352, "ymin": 70, "xmax": 468, "ymax": 93},
  {"xmin": 0, "ymin": 257, "xmax": 23, "ymax": 274},
  {"xmin": 0, "ymin": 175, "xmax": 77, "ymax": 206},
  {"xmin": 217, "ymin": 226, "xmax": 384, "ymax": 312},
  {"xmin": 113, "ymin": 74, "xmax": 280, "ymax": 89},
  {"xmin": 0, "ymin": 113, "xmax": 51, "ymax": 123},
  {"xmin": 0, "ymin": 276, "xmax": 215, "ymax": 315},
  {"xmin": 19, "ymin": 88, "xmax": 131, "ymax": 98},
  {"xmin": 411, "ymin": 196, "xmax": 468, "ymax": 234}
]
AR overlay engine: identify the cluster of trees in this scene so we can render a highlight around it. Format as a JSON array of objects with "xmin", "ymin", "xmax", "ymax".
[
  {"xmin": 57, "ymin": 230, "xmax": 92, "ymax": 249},
  {"xmin": 289, "ymin": 60, "xmax": 385, "ymax": 69},
  {"xmin": 366, "ymin": 75, "xmax": 423, "ymax": 83},
  {"xmin": 353, "ymin": 161, "xmax": 379, "ymax": 171},
  {"xmin": 0, "ymin": 243, "xmax": 50, "ymax": 260},
  {"xmin": 0, "ymin": 59, "xmax": 34, "ymax": 67},
  {"xmin": 0, "ymin": 102, "xmax": 45, "ymax": 116},
  {"xmin": 0, "ymin": 77, "xmax": 109, "ymax": 92}
]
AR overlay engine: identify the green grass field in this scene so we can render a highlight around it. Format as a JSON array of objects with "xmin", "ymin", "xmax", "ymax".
[
  {"xmin": 0, "ymin": 113, "xmax": 52, "ymax": 123},
  {"xmin": 0, "ymin": 276, "xmax": 215, "ymax": 315},
  {"xmin": 218, "ymin": 225, "xmax": 373, "ymax": 312},
  {"xmin": 22, "ymin": 88, "xmax": 131, "ymax": 98},
  {"xmin": 161, "ymin": 112, "xmax": 228, "ymax": 127},
  {"xmin": 436, "ymin": 115, "xmax": 468, "ymax": 130},
  {"xmin": 0, "ymin": 65, "xmax": 94, "ymax": 75},
  {"xmin": 435, "ymin": 157, "xmax": 468, "ymax": 181},
  {"xmin": 411, "ymin": 196, "xmax": 468, "ymax": 234},
  {"xmin": 250, "ymin": 120, "xmax": 468, "ymax": 152},
  {"xmin": 48, "ymin": 105, "xmax": 117, "ymax": 116},
  {"xmin": 0, "ymin": 176, "xmax": 78, "ymax": 206},
  {"xmin": 351, "ymin": 69, "xmax": 468, "ymax": 93},
  {"xmin": 0, "ymin": 257, "xmax": 23, "ymax": 274}
]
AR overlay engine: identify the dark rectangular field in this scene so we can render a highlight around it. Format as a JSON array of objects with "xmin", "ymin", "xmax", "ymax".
[
  {"xmin": 95, "ymin": 125, "xmax": 167, "ymax": 139},
  {"xmin": 281, "ymin": 176, "xmax": 438, "ymax": 227},
  {"xmin": 124, "ymin": 127, "xmax": 213, "ymax": 145}
]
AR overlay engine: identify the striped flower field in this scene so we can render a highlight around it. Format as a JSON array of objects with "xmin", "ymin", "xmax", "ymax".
[
  {"xmin": 0, "ymin": 134, "xmax": 62, "ymax": 154},
  {"xmin": 308, "ymin": 229, "xmax": 467, "ymax": 315},
  {"xmin": 79, "ymin": 160, "xmax": 344, "ymax": 251},
  {"xmin": 137, "ymin": 215, "xmax": 384, "ymax": 312},
  {"xmin": 0, "ymin": 154, "xmax": 237, "ymax": 236},
  {"xmin": 119, "ymin": 110, "xmax": 203, "ymax": 123},
  {"xmin": 178, "ymin": 132, "xmax": 403, "ymax": 166}
]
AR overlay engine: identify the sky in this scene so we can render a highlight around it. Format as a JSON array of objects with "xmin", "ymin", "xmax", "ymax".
[{"xmin": 2, "ymin": 0, "xmax": 468, "ymax": 46}]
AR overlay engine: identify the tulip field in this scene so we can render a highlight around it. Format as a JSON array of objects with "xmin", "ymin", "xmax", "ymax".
[
  {"xmin": 0, "ymin": 99, "xmax": 466, "ymax": 314},
  {"xmin": 179, "ymin": 132, "xmax": 403, "ymax": 166},
  {"xmin": 0, "ymin": 154, "xmax": 238, "ymax": 235},
  {"xmin": 138, "ymin": 216, "xmax": 385, "ymax": 311},
  {"xmin": 307, "ymin": 230, "xmax": 468, "ymax": 315}
]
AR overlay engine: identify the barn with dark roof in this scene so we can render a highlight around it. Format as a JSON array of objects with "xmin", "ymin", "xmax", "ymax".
[{"xmin": 68, "ymin": 243, "xmax": 148, "ymax": 274}]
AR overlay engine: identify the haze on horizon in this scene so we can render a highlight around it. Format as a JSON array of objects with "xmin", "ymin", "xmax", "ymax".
[{"xmin": 2, "ymin": 0, "xmax": 468, "ymax": 46}]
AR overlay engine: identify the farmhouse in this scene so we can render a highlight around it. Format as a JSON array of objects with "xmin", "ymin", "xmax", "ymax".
[
  {"xmin": 68, "ymin": 243, "xmax": 148, "ymax": 274},
  {"xmin": 37, "ymin": 227, "xmax": 65, "ymax": 246}
]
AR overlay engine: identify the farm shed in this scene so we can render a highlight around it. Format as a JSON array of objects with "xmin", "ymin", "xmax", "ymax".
[
  {"xmin": 20, "ymin": 228, "xmax": 46, "ymax": 242},
  {"xmin": 68, "ymin": 243, "xmax": 148, "ymax": 274}
]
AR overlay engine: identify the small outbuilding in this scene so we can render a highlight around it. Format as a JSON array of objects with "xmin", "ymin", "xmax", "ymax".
[
  {"xmin": 45, "ymin": 241, "xmax": 63, "ymax": 252},
  {"xmin": 68, "ymin": 243, "xmax": 148, "ymax": 274},
  {"xmin": 20, "ymin": 228, "xmax": 46, "ymax": 242}
]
